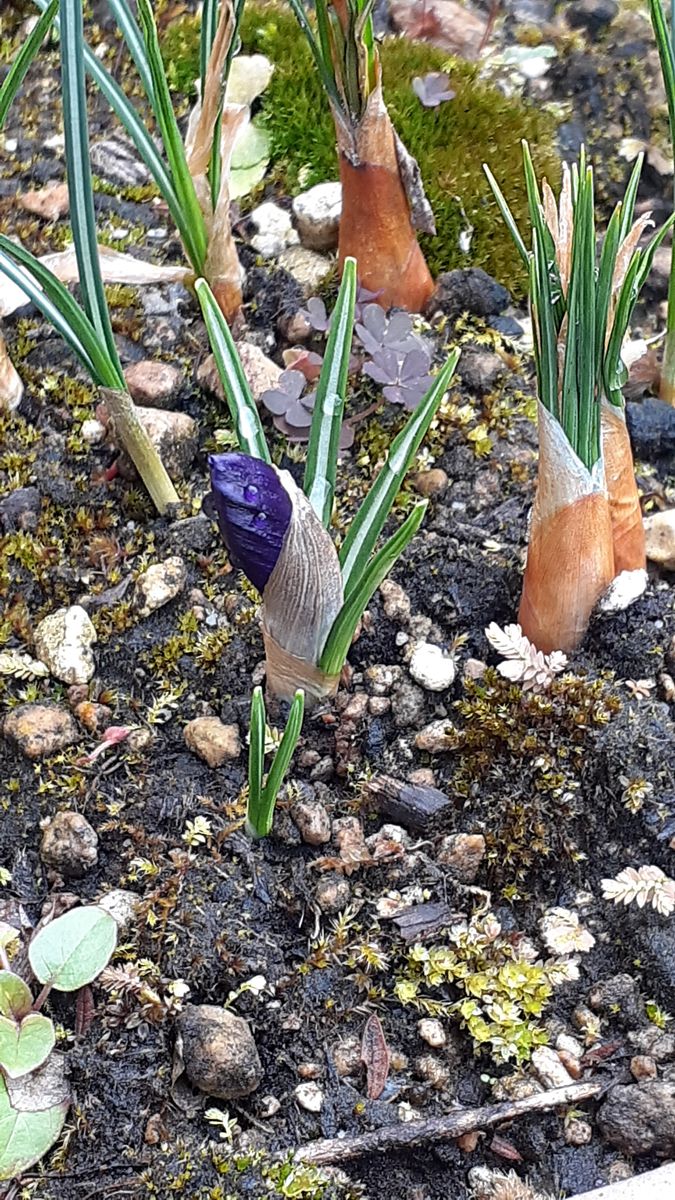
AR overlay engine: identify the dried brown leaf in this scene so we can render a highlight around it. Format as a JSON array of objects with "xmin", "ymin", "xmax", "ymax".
[{"xmin": 361, "ymin": 1014, "xmax": 390, "ymax": 1100}]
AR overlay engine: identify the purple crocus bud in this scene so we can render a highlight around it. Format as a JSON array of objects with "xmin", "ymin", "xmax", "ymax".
[{"xmin": 208, "ymin": 452, "xmax": 292, "ymax": 593}]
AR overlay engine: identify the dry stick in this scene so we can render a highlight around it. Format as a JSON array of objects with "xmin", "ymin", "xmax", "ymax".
[{"xmin": 294, "ymin": 1080, "xmax": 602, "ymax": 1167}]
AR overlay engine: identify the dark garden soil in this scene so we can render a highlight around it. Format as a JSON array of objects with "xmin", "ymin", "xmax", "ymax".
[{"xmin": 0, "ymin": 2, "xmax": 674, "ymax": 1199}]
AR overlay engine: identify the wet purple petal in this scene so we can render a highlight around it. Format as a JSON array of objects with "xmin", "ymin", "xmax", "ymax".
[{"xmin": 208, "ymin": 452, "xmax": 292, "ymax": 593}]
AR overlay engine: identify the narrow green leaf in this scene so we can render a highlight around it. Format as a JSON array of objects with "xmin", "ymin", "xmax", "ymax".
[
  {"xmin": 60, "ymin": 0, "xmax": 123, "ymax": 372},
  {"xmin": 304, "ymin": 257, "xmax": 357, "ymax": 526},
  {"xmin": 483, "ymin": 163, "xmax": 529, "ymax": 267},
  {"xmin": 0, "ymin": 239, "xmax": 119, "ymax": 387},
  {"xmin": 201, "ymin": 0, "xmax": 220, "ymax": 91},
  {"xmin": 28, "ymin": 905, "xmax": 117, "ymax": 992},
  {"xmin": 135, "ymin": 0, "xmax": 208, "ymax": 272},
  {"xmin": 0, "ymin": 0, "xmax": 58, "ymax": 130},
  {"xmin": 260, "ymin": 689, "xmax": 305, "ymax": 835},
  {"xmin": 339, "ymin": 349, "xmax": 460, "ymax": 599},
  {"xmin": 285, "ymin": 0, "xmax": 344, "ymax": 112},
  {"xmin": 105, "ymin": 0, "xmax": 157, "ymax": 109},
  {"xmin": 617, "ymin": 152, "xmax": 644, "ymax": 243},
  {"xmin": 530, "ymin": 230, "xmax": 559, "ymax": 422},
  {"xmin": 246, "ymin": 686, "xmax": 266, "ymax": 838},
  {"xmin": 195, "ymin": 278, "xmax": 271, "ymax": 461},
  {"xmin": 321, "ymin": 502, "xmax": 428, "ymax": 676}
]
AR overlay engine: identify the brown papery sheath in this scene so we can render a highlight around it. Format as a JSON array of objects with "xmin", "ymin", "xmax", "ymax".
[
  {"xmin": 601, "ymin": 400, "xmax": 646, "ymax": 575},
  {"xmin": 334, "ymin": 89, "xmax": 434, "ymax": 313},
  {"xmin": 518, "ymin": 404, "xmax": 615, "ymax": 654}
]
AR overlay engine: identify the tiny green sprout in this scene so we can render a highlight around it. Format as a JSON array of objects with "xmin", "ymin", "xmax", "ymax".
[
  {"xmin": 246, "ymin": 686, "xmax": 305, "ymax": 839},
  {"xmin": 646, "ymin": 1001, "xmax": 672, "ymax": 1030},
  {"xmin": 205, "ymin": 1106, "xmax": 241, "ymax": 1145}
]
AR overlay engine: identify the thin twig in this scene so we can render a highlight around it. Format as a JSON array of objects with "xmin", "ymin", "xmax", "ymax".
[{"xmin": 293, "ymin": 1080, "xmax": 602, "ymax": 1166}]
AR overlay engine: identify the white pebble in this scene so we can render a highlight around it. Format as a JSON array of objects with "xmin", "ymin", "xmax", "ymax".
[{"xmin": 408, "ymin": 641, "xmax": 456, "ymax": 691}]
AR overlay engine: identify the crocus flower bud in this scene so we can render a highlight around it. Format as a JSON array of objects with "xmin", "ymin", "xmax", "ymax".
[
  {"xmin": 208, "ymin": 452, "xmax": 344, "ymax": 703},
  {"xmin": 208, "ymin": 452, "xmax": 292, "ymax": 593}
]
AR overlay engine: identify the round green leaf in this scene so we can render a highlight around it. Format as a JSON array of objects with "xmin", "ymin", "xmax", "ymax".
[
  {"xmin": 0, "ymin": 972, "xmax": 33, "ymax": 1021},
  {"xmin": 28, "ymin": 906, "xmax": 117, "ymax": 992},
  {"xmin": 230, "ymin": 123, "xmax": 270, "ymax": 200},
  {"xmin": 0, "ymin": 1074, "xmax": 67, "ymax": 1180},
  {"xmin": 0, "ymin": 1014, "xmax": 55, "ymax": 1079}
]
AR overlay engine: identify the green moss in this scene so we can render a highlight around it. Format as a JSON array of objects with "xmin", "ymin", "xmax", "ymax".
[{"xmin": 160, "ymin": 3, "xmax": 558, "ymax": 291}]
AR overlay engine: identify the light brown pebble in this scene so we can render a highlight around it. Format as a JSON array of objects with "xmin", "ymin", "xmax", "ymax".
[
  {"xmin": 124, "ymin": 360, "xmax": 182, "ymax": 408},
  {"xmin": 413, "ymin": 468, "xmax": 449, "ymax": 498},
  {"xmin": 564, "ymin": 1116, "xmax": 593, "ymax": 1146},
  {"xmin": 297, "ymin": 1062, "xmax": 322, "ymax": 1079},
  {"xmin": 3, "ymin": 703, "xmax": 79, "ymax": 760},
  {"xmin": 40, "ymin": 811, "xmax": 98, "ymax": 878},
  {"xmin": 414, "ymin": 1054, "xmax": 450, "ymax": 1089},
  {"xmin": 417, "ymin": 1018, "xmax": 446, "ymax": 1048},
  {"xmin": 631, "ymin": 1055, "xmax": 658, "ymax": 1081},
  {"xmin": 290, "ymin": 795, "xmax": 331, "ymax": 846},
  {"xmin": 437, "ymin": 832, "xmax": 486, "ymax": 882},
  {"xmin": 184, "ymin": 717, "xmax": 241, "ymax": 767},
  {"xmin": 333, "ymin": 1037, "xmax": 362, "ymax": 1077},
  {"xmin": 314, "ymin": 874, "xmax": 350, "ymax": 913}
]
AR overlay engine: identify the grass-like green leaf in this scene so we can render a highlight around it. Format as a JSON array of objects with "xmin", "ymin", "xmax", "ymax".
[
  {"xmin": 60, "ymin": 0, "xmax": 122, "ymax": 373},
  {"xmin": 284, "ymin": 0, "xmax": 344, "ymax": 112},
  {"xmin": 247, "ymin": 685, "xmax": 265, "ymax": 835},
  {"xmin": 195, "ymin": 278, "xmax": 271, "ymax": 461},
  {"xmin": 0, "ymin": 0, "xmax": 58, "ymax": 130},
  {"xmin": 260, "ymin": 689, "xmax": 305, "ymax": 832},
  {"xmin": 0, "ymin": 238, "xmax": 119, "ymax": 387},
  {"xmin": 321, "ymin": 502, "xmax": 427, "ymax": 676},
  {"xmin": 483, "ymin": 163, "xmax": 529, "ymax": 267},
  {"xmin": 135, "ymin": 0, "xmax": 208, "ymax": 272},
  {"xmin": 339, "ymin": 348, "xmax": 460, "ymax": 599},
  {"xmin": 304, "ymin": 257, "xmax": 357, "ymax": 527},
  {"xmin": 105, "ymin": 0, "xmax": 158, "ymax": 109},
  {"xmin": 560, "ymin": 164, "xmax": 597, "ymax": 467}
]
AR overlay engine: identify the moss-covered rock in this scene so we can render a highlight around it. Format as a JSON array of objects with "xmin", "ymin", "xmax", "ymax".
[{"xmin": 161, "ymin": 1, "xmax": 559, "ymax": 293}]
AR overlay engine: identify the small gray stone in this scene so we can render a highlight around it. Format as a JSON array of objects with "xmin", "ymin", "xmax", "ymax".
[
  {"xmin": 124, "ymin": 360, "xmax": 182, "ymax": 408},
  {"xmin": 294, "ymin": 1081, "xmax": 324, "ymax": 1112},
  {"xmin": 292, "ymin": 182, "xmax": 342, "ymax": 251},
  {"xmin": 277, "ymin": 246, "xmax": 332, "ymax": 297},
  {"xmin": 178, "ymin": 1004, "xmax": 262, "ymax": 1099},
  {"xmin": 40, "ymin": 811, "xmax": 98, "ymax": 878},
  {"xmin": 34, "ymin": 605, "xmax": 96, "ymax": 685},
  {"xmin": 250, "ymin": 201, "xmax": 299, "ymax": 258},
  {"xmin": 96, "ymin": 888, "xmax": 140, "ymax": 929},
  {"xmin": 457, "ymin": 346, "xmax": 504, "ymax": 394},
  {"xmin": 184, "ymin": 717, "xmax": 241, "ymax": 767},
  {"xmin": 391, "ymin": 682, "xmax": 426, "ymax": 729},
  {"xmin": 3, "ymin": 703, "xmax": 79, "ymax": 760},
  {"xmin": 134, "ymin": 557, "xmax": 187, "ymax": 618},
  {"xmin": 408, "ymin": 642, "xmax": 456, "ymax": 692},
  {"xmin": 598, "ymin": 1081, "xmax": 675, "ymax": 1155},
  {"xmin": 364, "ymin": 664, "xmax": 401, "ymax": 695},
  {"xmin": 0, "ymin": 486, "xmax": 41, "ymax": 533},
  {"xmin": 415, "ymin": 719, "xmax": 455, "ymax": 752}
]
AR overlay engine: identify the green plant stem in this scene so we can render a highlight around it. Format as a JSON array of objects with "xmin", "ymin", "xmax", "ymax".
[{"xmin": 101, "ymin": 388, "xmax": 178, "ymax": 514}]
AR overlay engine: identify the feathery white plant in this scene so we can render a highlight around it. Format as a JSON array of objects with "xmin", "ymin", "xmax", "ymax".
[
  {"xmin": 601, "ymin": 866, "xmax": 675, "ymax": 916},
  {"xmin": 485, "ymin": 623, "xmax": 567, "ymax": 691}
]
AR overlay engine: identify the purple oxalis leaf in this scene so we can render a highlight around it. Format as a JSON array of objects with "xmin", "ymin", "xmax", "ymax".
[
  {"xmin": 260, "ymin": 369, "xmax": 307, "ymax": 416},
  {"xmin": 208, "ymin": 452, "xmax": 292, "ymax": 593},
  {"xmin": 412, "ymin": 72, "xmax": 455, "ymax": 108}
]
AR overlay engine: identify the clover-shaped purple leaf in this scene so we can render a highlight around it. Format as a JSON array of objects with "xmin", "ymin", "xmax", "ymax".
[
  {"xmin": 412, "ymin": 72, "xmax": 455, "ymax": 109},
  {"xmin": 355, "ymin": 303, "xmax": 418, "ymax": 356},
  {"xmin": 261, "ymin": 369, "xmax": 306, "ymax": 416},
  {"xmin": 362, "ymin": 348, "xmax": 402, "ymax": 387},
  {"xmin": 298, "ymin": 296, "xmax": 331, "ymax": 333}
]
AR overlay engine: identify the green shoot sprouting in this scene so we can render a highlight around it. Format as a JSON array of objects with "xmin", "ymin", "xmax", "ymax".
[
  {"xmin": 246, "ymin": 687, "xmax": 305, "ymax": 839},
  {"xmin": 0, "ymin": 0, "xmax": 58, "ymax": 130},
  {"xmin": 285, "ymin": 0, "xmax": 378, "ymax": 123}
]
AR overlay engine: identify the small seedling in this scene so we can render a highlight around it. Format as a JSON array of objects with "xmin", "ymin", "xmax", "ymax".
[
  {"xmin": 246, "ymin": 686, "xmax": 305, "ymax": 838},
  {"xmin": 0, "ymin": 905, "xmax": 117, "ymax": 1180}
]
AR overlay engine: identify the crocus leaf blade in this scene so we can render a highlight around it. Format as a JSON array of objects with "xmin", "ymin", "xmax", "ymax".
[
  {"xmin": 196, "ymin": 280, "xmax": 271, "ymax": 461},
  {"xmin": 260, "ymin": 689, "xmax": 305, "ymax": 835},
  {"xmin": 339, "ymin": 348, "xmax": 459, "ymax": 598},
  {"xmin": 135, "ymin": 0, "xmax": 208, "ymax": 272},
  {"xmin": 60, "ymin": 0, "xmax": 123, "ymax": 374},
  {"xmin": 321, "ymin": 502, "xmax": 428, "ymax": 677},
  {"xmin": 246, "ymin": 686, "xmax": 267, "ymax": 838},
  {"xmin": 304, "ymin": 257, "xmax": 357, "ymax": 526},
  {"xmin": 0, "ymin": 238, "xmax": 115, "ymax": 386},
  {"xmin": 0, "ymin": 0, "xmax": 58, "ymax": 130},
  {"xmin": 483, "ymin": 163, "xmax": 529, "ymax": 267}
]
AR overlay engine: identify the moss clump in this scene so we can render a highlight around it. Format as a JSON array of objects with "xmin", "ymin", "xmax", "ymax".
[
  {"xmin": 160, "ymin": 2, "xmax": 558, "ymax": 290},
  {"xmin": 395, "ymin": 911, "xmax": 560, "ymax": 1064}
]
